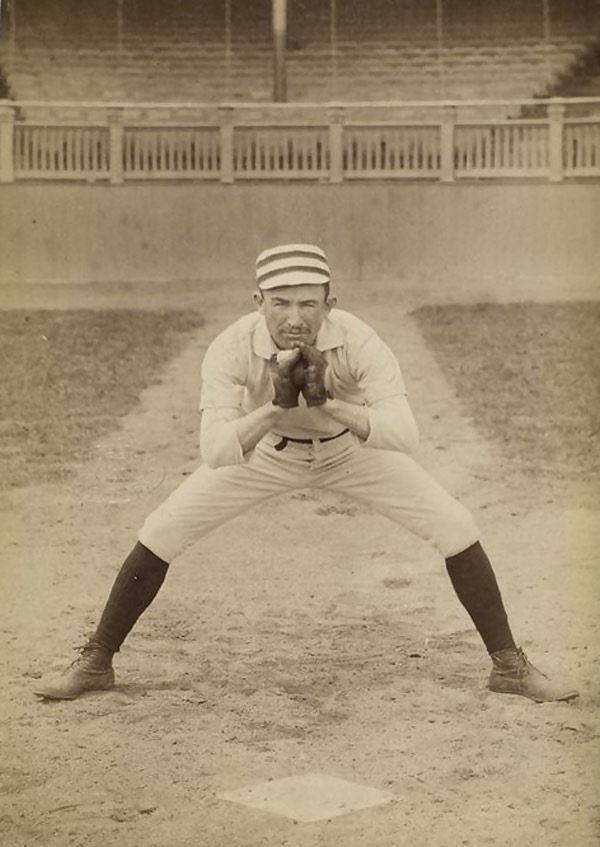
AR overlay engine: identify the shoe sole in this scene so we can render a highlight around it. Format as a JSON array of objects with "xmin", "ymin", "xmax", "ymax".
[
  {"xmin": 489, "ymin": 685, "xmax": 579, "ymax": 703},
  {"xmin": 34, "ymin": 673, "xmax": 115, "ymax": 701},
  {"xmin": 35, "ymin": 690, "xmax": 80, "ymax": 700},
  {"xmin": 34, "ymin": 684, "xmax": 114, "ymax": 700}
]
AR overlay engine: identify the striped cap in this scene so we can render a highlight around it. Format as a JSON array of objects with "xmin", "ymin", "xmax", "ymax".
[{"xmin": 256, "ymin": 243, "xmax": 331, "ymax": 290}]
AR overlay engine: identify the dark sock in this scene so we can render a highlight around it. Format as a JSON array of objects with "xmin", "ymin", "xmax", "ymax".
[
  {"xmin": 92, "ymin": 542, "xmax": 169, "ymax": 654},
  {"xmin": 445, "ymin": 541, "xmax": 516, "ymax": 655}
]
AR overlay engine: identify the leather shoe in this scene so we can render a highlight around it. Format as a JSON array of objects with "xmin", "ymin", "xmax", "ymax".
[
  {"xmin": 34, "ymin": 641, "xmax": 115, "ymax": 700},
  {"xmin": 489, "ymin": 647, "xmax": 578, "ymax": 703}
]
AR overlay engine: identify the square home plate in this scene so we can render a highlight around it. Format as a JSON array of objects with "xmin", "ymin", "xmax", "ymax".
[{"xmin": 218, "ymin": 773, "xmax": 394, "ymax": 823}]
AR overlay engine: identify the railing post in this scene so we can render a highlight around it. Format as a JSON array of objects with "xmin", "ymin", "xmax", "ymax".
[
  {"xmin": 219, "ymin": 106, "xmax": 235, "ymax": 184},
  {"xmin": 328, "ymin": 106, "xmax": 344, "ymax": 183},
  {"xmin": 108, "ymin": 109, "xmax": 124, "ymax": 184},
  {"xmin": 440, "ymin": 105, "xmax": 455, "ymax": 183},
  {"xmin": 548, "ymin": 100, "xmax": 565, "ymax": 183},
  {"xmin": 0, "ymin": 104, "xmax": 16, "ymax": 183}
]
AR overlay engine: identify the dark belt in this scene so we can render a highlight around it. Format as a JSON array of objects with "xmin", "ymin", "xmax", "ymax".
[{"xmin": 273, "ymin": 429, "xmax": 350, "ymax": 452}]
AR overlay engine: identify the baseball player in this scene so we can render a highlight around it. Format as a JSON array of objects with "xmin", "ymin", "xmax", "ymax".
[{"xmin": 36, "ymin": 244, "xmax": 578, "ymax": 703}]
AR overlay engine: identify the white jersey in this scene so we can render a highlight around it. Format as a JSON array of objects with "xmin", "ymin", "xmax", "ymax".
[{"xmin": 199, "ymin": 309, "xmax": 410, "ymax": 467}]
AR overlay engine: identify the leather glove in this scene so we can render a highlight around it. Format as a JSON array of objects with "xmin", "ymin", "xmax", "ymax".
[
  {"xmin": 299, "ymin": 343, "xmax": 329, "ymax": 407},
  {"xmin": 269, "ymin": 349, "xmax": 306, "ymax": 408}
]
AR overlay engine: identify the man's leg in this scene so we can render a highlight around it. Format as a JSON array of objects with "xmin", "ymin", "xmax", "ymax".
[
  {"xmin": 445, "ymin": 541, "xmax": 515, "ymax": 654},
  {"xmin": 34, "ymin": 541, "xmax": 168, "ymax": 700},
  {"xmin": 321, "ymin": 446, "xmax": 578, "ymax": 702},
  {"xmin": 35, "ymin": 449, "xmax": 295, "ymax": 700}
]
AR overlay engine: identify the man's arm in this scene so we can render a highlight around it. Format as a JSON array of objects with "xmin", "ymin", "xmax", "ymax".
[
  {"xmin": 233, "ymin": 403, "xmax": 285, "ymax": 454},
  {"xmin": 300, "ymin": 335, "xmax": 419, "ymax": 454},
  {"xmin": 322, "ymin": 394, "xmax": 419, "ymax": 453},
  {"xmin": 321, "ymin": 397, "xmax": 371, "ymax": 441},
  {"xmin": 200, "ymin": 402, "xmax": 286, "ymax": 469},
  {"xmin": 200, "ymin": 346, "xmax": 304, "ymax": 469}
]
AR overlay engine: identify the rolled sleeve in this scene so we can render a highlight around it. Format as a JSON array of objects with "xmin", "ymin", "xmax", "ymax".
[
  {"xmin": 351, "ymin": 331, "xmax": 407, "ymax": 399},
  {"xmin": 363, "ymin": 395, "xmax": 420, "ymax": 453},
  {"xmin": 199, "ymin": 338, "xmax": 246, "ymax": 412},
  {"xmin": 200, "ymin": 410, "xmax": 245, "ymax": 469},
  {"xmin": 200, "ymin": 384, "xmax": 245, "ymax": 411},
  {"xmin": 351, "ymin": 330, "xmax": 418, "ymax": 453},
  {"xmin": 198, "ymin": 336, "xmax": 247, "ymax": 468}
]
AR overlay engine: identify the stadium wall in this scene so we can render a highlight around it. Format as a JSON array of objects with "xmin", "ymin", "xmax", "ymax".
[{"xmin": 0, "ymin": 184, "xmax": 597, "ymax": 298}]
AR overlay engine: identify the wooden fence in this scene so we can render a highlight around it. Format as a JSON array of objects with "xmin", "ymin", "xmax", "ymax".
[{"xmin": 0, "ymin": 99, "xmax": 598, "ymax": 183}]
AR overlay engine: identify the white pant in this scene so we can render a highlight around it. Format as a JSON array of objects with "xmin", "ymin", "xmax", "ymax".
[{"xmin": 139, "ymin": 432, "xmax": 479, "ymax": 563}]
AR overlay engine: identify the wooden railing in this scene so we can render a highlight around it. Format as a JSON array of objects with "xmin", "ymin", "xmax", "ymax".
[{"xmin": 0, "ymin": 99, "xmax": 598, "ymax": 183}]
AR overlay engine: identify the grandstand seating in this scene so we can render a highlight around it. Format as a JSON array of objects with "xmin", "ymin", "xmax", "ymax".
[{"xmin": 0, "ymin": 0, "xmax": 598, "ymax": 105}]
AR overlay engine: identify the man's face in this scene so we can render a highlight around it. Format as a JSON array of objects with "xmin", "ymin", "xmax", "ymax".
[{"xmin": 254, "ymin": 284, "xmax": 334, "ymax": 350}]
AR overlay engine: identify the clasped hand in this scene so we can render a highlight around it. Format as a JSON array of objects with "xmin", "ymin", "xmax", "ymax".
[{"xmin": 270, "ymin": 343, "xmax": 328, "ymax": 408}]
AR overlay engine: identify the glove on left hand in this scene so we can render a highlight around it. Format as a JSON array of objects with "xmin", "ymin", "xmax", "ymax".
[
  {"xmin": 270, "ymin": 349, "xmax": 306, "ymax": 408},
  {"xmin": 299, "ymin": 344, "xmax": 329, "ymax": 406}
]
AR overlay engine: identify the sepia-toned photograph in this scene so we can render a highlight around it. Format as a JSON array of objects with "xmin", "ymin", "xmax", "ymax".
[{"xmin": 0, "ymin": 1, "xmax": 598, "ymax": 845}]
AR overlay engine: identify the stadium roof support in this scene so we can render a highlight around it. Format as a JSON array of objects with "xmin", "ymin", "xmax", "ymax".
[{"xmin": 273, "ymin": 0, "xmax": 287, "ymax": 102}]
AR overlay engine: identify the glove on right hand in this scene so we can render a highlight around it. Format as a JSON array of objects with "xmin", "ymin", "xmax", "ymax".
[
  {"xmin": 299, "ymin": 343, "xmax": 329, "ymax": 407},
  {"xmin": 270, "ymin": 349, "xmax": 306, "ymax": 408}
]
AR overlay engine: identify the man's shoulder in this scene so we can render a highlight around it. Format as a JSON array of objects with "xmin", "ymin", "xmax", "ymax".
[{"xmin": 328, "ymin": 308, "xmax": 377, "ymax": 341}]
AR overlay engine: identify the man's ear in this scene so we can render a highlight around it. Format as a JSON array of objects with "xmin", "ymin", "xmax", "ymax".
[
  {"xmin": 325, "ymin": 295, "xmax": 338, "ymax": 311},
  {"xmin": 253, "ymin": 290, "xmax": 265, "ymax": 312}
]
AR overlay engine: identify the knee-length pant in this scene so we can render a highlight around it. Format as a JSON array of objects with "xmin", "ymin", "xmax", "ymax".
[{"xmin": 139, "ymin": 432, "xmax": 479, "ymax": 563}]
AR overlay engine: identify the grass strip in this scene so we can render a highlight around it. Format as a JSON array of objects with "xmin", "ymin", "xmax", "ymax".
[
  {"xmin": 411, "ymin": 301, "xmax": 600, "ymax": 485},
  {"xmin": 0, "ymin": 309, "xmax": 204, "ymax": 488}
]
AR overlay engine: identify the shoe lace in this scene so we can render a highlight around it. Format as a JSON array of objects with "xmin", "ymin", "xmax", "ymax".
[
  {"xmin": 516, "ymin": 647, "xmax": 548, "ymax": 679},
  {"xmin": 64, "ymin": 644, "xmax": 90, "ymax": 670},
  {"xmin": 65, "ymin": 641, "xmax": 106, "ymax": 671}
]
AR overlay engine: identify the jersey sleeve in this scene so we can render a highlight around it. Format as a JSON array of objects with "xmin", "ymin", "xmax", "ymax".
[
  {"xmin": 351, "ymin": 330, "xmax": 418, "ymax": 453},
  {"xmin": 198, "ymin": 333, "xmax": 247, "ymax": 467},
  {"xmin": 199, "ymin": 334, "xmax": 246, "ymax": 412},
  {"xmin": 351, "ymin": 329, "xmax": 407, "ymax": 404}
]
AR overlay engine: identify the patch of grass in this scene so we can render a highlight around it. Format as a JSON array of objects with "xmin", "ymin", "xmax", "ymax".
[
  {"xmin": 0, "ymin": 310, "xmax": 204, "ymax": 489},
  {"xmin": 411, "ymin": 302, "xmax": 600, "ymax": 487}
]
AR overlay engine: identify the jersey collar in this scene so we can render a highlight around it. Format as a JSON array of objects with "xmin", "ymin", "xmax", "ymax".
[{"xmin": 252, "ymin": 312, "xmax": 344, "ymax": 359}]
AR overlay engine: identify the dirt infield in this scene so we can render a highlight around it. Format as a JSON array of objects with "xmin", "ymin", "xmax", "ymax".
[{"xmin": 0, "ymin": 284, "xmax": 598, "ymax": 847}]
